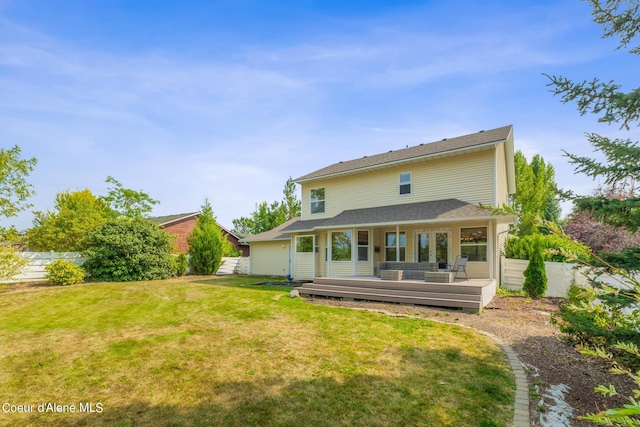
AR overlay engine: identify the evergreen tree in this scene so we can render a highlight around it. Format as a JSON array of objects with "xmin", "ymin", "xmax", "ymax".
[
  {"xmin": 188, "ymin": 199, "xmax": 225, "ymax": 275},
  {"xmin": 522, "ymin": 236, "xmax": 547, "ymax": 298},
  {"xmin": 547, "ymin": 1, "xmax": 640, "ymax": 423},
  {"xmin": 547, "ymin": 0, "xmax": 640, "ymax": 231}
]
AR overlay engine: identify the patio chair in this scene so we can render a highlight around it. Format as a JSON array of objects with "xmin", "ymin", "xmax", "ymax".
[{"xmin": 446, "ymin": 255, "xmax": 469, "ymax": 280}]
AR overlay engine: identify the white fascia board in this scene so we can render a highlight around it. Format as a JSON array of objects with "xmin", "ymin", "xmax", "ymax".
[{"xmin": 311, "ymin": 214, "xmax": 517, "ymax": 230}]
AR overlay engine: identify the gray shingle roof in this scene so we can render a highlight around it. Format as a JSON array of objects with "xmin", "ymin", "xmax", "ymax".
[
  {"xmin": 281, "ymin": 199, "xmax": 507, "ymax": 232},
  {"xmin": 240, "ymin": 217, "xmax": 301, "ymax": 242},
  {"xmin": 295, "ymin": 125, "xmax": 512, "ymax": 182}
]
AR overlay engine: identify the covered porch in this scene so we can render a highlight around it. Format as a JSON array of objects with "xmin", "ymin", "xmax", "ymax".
[{"xmin": 298, "ymin": 275, "xmax": 496, "ymax": 313}]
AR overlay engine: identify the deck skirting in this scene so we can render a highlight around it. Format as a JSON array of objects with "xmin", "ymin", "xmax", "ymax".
[{"xmin": 298, "ymin": 276, "xmax": 496, "ymax": 312}]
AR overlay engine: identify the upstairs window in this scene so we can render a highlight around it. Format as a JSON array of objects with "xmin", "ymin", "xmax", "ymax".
[
  {"xmin": 310, "ymin": 188, "xmax": 325, "ymax": 214},
  {"xmin": 399, "ymin": 172, "xmax": 412, "ymax": 195}
]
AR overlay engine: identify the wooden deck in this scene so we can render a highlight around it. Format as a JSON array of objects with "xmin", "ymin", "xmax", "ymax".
[{"xmin": 298, "ymin": 276, "xmax": 496, "ymax": 312}]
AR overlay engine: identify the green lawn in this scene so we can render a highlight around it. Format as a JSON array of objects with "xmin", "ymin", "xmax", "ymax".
[{"xmin": 0, "ymin": 276, "xmax": 515, "ymax": 426}]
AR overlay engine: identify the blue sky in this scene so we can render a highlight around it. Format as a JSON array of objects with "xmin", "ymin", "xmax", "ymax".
[{"xmin": 1, "ymin": 0, "xmax": 636, "ymax": 231}]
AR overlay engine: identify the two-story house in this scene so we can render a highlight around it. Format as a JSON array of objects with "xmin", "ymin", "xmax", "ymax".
[{"xmin": 243, "ymin": 125, "xmax": 515, "ymax": 291}]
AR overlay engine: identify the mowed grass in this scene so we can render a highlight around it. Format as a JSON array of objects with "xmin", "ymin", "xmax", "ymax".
[{"xmin": 0, "ymin": 276, "xmax": 515, "ymax": 427}]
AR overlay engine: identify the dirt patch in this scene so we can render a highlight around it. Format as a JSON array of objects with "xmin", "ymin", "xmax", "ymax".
[{"xmin": 305, "ymin": 295, "xmax": 636, "ymax": 426}]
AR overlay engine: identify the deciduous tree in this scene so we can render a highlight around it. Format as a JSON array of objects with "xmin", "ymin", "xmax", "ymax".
[
  {"xmin": 27, "ymin": 189, "xmax": 114, "ymax": 251},
  {"xmin": 0, "ymin": 145, "xmax": 37, "ymax": 220},
  {"xmin": 104, "ymin": 176, "xmax": 159, "ymax": 218},
  {"xmin": 0, "ymin": 145, "xmax": 36, "ymax": 280},
  {"xmin": 509, "ymin": 151, "xmax": 561, "ymax": 236},
  {"xmin": 233, "ymin": 177, "xmax": 301, "ymax": 235}
]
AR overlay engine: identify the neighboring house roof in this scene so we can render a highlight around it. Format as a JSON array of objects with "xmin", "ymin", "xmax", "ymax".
[
  {"xmin": 295, "ymin": 125, "xmax": 513, "ymax": 183},
  {"xmin": 150, "ymin": 212, "xmax": 199, "ymax": 226},
  {"xmin": 281, "ymin": 199, "xmax": 514, "ymax": 232},
  {"xmin": 149, "ymin": 212, "xmax": 244, "ymax": 241},
  {"xmin": 240, "ymin": 217, "xmax": 301, "ymax": 243}
]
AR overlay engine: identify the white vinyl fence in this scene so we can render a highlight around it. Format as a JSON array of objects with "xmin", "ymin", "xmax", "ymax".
[
  {"xmin": 4, "ymin": 252, "xmax": 86, "ymax": 283},
  {"xmin": 501, "ymin": 257, "xmax": 590, "ymax": 297},
  {"xmin": 236, "ymin": 257, "xmax": 250, "ymax": 275},
  {"xmin": 500, "ymin": 256, "xmax": 639, "ymax": 298}
]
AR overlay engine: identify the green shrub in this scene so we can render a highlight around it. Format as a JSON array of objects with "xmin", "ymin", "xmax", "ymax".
[
  {"xmin": 552, "ymin": 281, "xmax": 640, "ymax": 370},
  {"xmin": 505, "ymin": 233, "xmax": 590, "ymax": 262},
  {"xmin": 44, "ymin": 259, "xmax": 85, "ymax": 286},
  {"xmin": 522, "ymin": 236, "xmax": 547, "ymax": 298},
  {"xmin": 175, "ymin": 253, "xmax": 188, "ymax": 277},
  {"xmin": 83, "ymin": 217, "xmax": 175, "ymax": 282}
]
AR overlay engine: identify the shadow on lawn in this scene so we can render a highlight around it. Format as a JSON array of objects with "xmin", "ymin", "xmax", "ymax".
[
  {"xmin": 190, "ymin": 276, "xmax": 296, "ymax": 292},
  {"xmin": 18, "ymin": 348, "xmax": 513, "ymax": 427}
]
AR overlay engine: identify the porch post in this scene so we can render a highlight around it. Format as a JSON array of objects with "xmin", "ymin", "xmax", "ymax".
[
  {"xmin": 395, "ymin": 225, "xmax": 400, "ymax": 262},
  {"xmin": 488, "ymin": 220, "xmax": 495, "ymax": 280}
]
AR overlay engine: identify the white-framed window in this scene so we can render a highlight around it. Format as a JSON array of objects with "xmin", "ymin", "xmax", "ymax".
[
  {"xmin": 385, "ymin": 231, "xmax": 406, "ymax": 261},
  {"xmin": 331, "ymin": 231, "xmax": 352, "ymax": 261},
  {"xmin": 399, "ymin": 172, "xmax": 412, "ymax": 195},
  {"xmin": 357, "ymin": 230, "xmax": 369, "ymax": 262},
  {"xmin": 310, "ymin": 188, "xmax": 325, "ymax": 214},
  {"xmin": 295, "ymin": 235, "xmax": 314, "ymax": 253},
  {"xmin": 460, "ymin": 227, "xmax": 487, "ymax": 261}
]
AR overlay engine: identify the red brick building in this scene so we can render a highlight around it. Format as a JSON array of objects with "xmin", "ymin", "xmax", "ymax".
[{"xmin": 151, "ymin": 212, "xmax": 249, "ymax": 256}]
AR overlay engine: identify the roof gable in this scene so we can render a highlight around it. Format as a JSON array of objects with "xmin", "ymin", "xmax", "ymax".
[
  {"xmin": 295, "ymin": 125, "xmax": 513, "ymax": 182},
  {"xmin": 149, "ymin": 212, "xmax": 199, "ymax": 226}
]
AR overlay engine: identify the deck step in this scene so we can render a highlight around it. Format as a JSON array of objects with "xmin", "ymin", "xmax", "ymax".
[
  {"xmin": 313, "ymin": 277, "xmax": 484, "ymax": 295},
  {"xmin": 300, "ymin": 284, "xmax": 481, "ymax": 302},
  {"xmin": 298, "ymin": 285, "xmax": 482, "ymax": 310}
]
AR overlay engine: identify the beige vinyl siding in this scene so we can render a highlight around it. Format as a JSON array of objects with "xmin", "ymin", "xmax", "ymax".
[
  {"xmin": 329, "ymin": 262, "xmax": 353, "ymax": 277},
  {"xmin": 301, "ymin": 149, "xmax": 495, "ymax": 219},
  {"xmin": 250, "ymin": 241, "xmax": 290, "ymax": 276},
  {"xmin": 294, "ymin": 253, "xmax": 315, "ymax": 280},
  {"xmin": 356, "ymin": 261, "xmax": 373, "ymax": 276},
  {"xmin": 495, "ymin": 142, "xmax": 509, "ymax": 206}
]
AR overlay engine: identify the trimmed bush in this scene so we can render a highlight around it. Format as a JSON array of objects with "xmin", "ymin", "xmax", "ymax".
[
  {"xmin": 83, "ymin": 217, "xmax": 175, "ymax": 282},
  {"xmin": 44, "ymin": 259, "xmax": 85, "ymax": 286},
  {"xmin": 522, "ymin": 236, "xmax": 547, "ymax": 298}
]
